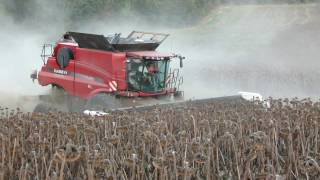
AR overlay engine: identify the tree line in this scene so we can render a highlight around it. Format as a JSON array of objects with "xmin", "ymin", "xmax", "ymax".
[{"xmin": 3, "ymin": 0, "xmax": 318, "ymax": 27}]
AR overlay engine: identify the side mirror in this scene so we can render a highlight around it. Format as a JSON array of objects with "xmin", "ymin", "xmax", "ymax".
[
  {"xmin": 179, "ymin": 56, "xmax": 185, "ymax": 68},
  {"xmin": 180, "ymin": 58, "xmax": 183, "ymax": 68}
]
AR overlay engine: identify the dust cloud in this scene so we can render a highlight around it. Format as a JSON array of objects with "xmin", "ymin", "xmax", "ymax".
[
  {"xmin": 0, "ymin": 1, "xmax": 320, "ymax": 111},
  {"xmin": 90, "ymin": 3, "xmax": 320, "ymax": 99},
  {"xmin": 0, "ymin": 1, "xmax": 68, "ymax": 109},
  {"xmin": 168, "ymin": 3, "xmax": 320, "ymax": 99}
]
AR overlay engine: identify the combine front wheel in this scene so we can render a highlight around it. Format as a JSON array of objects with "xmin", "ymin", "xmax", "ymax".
[{"xmin": 173, "ymin": 91, "xmax": 184, "ymax": 100}]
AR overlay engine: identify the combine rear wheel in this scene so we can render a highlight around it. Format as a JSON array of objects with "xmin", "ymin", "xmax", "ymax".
[
  {"xmin": 66, "ymin": 96, "xmax": 86, "ymax": 112},
  {"xmin": 33, "ymin": 103, "xmax": 57, "ymax": 113},
  {"xmin": 85, "ymin": 93, "xmax": 121, "ymax": 111},
  {"xmin": 49, "ymin": 85, "xmax": 87, "ymax": 112},
  {"xmin": 51, "ymin": 85, "xmax": 67, "ymax": 104},
  {"xmin": 34, "ymin": 85, "xmax": 86, "ymax": 113},
  {"xmin": 33, "ymin": 85, "xmax": 67, "ymax": 113}
]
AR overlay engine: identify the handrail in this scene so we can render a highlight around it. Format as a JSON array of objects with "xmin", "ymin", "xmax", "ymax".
[{"xmin": 41, "ymin": 44, "xmax": 53, "ymax": 65}]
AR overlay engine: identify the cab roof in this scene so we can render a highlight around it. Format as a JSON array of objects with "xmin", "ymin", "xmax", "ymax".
[{"xmin": 126, "ymin": 51, "xmax": 175, "ymax": 60}]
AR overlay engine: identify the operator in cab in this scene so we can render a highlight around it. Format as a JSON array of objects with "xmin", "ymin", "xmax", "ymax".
[
  {"xmin": 127, "ymin": 60, "xmax": 166, "ymax": 93},
  {"xmin": 143, "ymin": 62, "xmax": 157, "ymax": 86}
]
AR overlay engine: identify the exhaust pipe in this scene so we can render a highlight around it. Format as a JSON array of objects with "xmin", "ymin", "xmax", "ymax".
[{"xmin": 30, "ymin": 70, "xmax": 38, "ymax": 82}]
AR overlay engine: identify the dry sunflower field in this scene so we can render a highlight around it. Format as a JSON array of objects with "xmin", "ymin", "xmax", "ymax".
[{"xmin": 1, "ymin": 98, "xmax": 320, "ymax": 180}]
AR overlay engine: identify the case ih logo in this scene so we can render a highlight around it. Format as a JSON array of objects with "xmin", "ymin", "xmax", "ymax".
[{"xmin": 53, "ymin": 69, "xmax": 68, "ymax": 75}]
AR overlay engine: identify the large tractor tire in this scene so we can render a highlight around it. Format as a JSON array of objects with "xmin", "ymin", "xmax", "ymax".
[
  {"xmin": 37, "ymin": 85, "xmax": 85, "ymax": 113},
  {"xmin": 57, "ymin": 48, "xmax": 74, "ymax": 69},
  {"xmin": 173, "ymin": 91, "xmax": 184, "ymax": 100},
  {"xmin": 66, "ymin": 96, "xmax": 86, "ymax": 113},
  {"xmin": 50, "ymin": 85, "xmax": 86, "ymax": 112},
  {"xmin": 33, "ymin": 103, "xmax": 57, "ymax": 113},
  {"xmin": 85, "ymin": 93, "xmax": 121, "ymax": 111},
  {"xmin": 50, "ymin": 85, "xmax": 68, "ymax": 104}
]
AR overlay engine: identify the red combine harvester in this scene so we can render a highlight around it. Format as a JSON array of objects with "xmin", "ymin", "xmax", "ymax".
[
  {"xmin": 31, "ymin": 31, "xmax": 266, "ymax": 113},
  {"xmin": 31, "ymin": 31, "xmax": 185, "ymax": 112}
]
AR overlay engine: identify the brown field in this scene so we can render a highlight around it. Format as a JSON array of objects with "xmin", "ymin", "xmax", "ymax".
[{"xmin": 0, "ymin": 99, "xmax": 320, "ymax": 179}]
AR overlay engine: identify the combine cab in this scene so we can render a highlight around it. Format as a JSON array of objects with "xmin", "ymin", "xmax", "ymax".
[{"xmin": 31, "ymin": 31, "xmax": 185, "ymax": 112}]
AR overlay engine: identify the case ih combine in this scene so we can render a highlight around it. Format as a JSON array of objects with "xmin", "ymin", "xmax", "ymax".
[
  {"xmin": 31, "ymin": 31, "xmax": 264, "ymax": 113},
  {"xmin": 31, "ymin": 31, "xmax": 185, "ymax": 112}
]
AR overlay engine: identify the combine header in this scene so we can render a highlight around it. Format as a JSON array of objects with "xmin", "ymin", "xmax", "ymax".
[{"xmin": 31, "ymin": 31, "xmax": 185, "ymax": 112}]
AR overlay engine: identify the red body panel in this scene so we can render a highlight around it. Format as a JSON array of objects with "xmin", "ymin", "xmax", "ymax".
[{"xmin": 38, "ymin": 42, "xmax": 174, "ymax": 99}]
